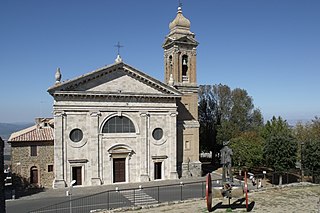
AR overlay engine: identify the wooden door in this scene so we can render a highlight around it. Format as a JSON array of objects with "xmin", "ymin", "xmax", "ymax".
[
  {"xmin": 30, "ymin": 166, "xmax": 38, "ymax": 184},
  {"xmin": 72, "ymin": 167, "xmax": 82, "ymax": 185},
  {"xmin": 113, "ymin": 158, "xmax": 125, "ymax": 183},
  {"xmin": 154, "ymin": 162, "xmax": 162, "ymax": 180}
]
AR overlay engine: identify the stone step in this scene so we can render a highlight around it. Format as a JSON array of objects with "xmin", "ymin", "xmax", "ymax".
[{"xmin": 121, "ymin": 190, "xmax": 158, "ymax": 205}]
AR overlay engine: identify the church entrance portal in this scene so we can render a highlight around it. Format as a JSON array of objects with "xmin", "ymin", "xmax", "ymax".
[
  {"xmin": 72, "ymin": 166, "xmax": 82, "ymax": 185},
  {"xmin": 113, "ymin": 158, "xmax": 126, "ymax": 183},
  {"xmin": 154, "ymin": 162, "xmax": 162, "ymax": 180}
]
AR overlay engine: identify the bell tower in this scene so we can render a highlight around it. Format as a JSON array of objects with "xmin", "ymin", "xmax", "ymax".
[
  {"xmin": 163, "ymin": 6, "xmax": 198, "ymax": 86},
  {"xmin": 163, "ymin": 5, "xmax": 201, "ymax": 178}
]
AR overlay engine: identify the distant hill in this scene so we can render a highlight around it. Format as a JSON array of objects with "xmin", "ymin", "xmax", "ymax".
[{"xmin": 0, "ymin": 122, "xmax": 33, "ymax": 140}]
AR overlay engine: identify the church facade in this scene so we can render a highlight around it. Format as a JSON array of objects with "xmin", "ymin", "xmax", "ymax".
[{"xmin": 48, "ymin": 6, "xmax": 201, "ymax": 188}]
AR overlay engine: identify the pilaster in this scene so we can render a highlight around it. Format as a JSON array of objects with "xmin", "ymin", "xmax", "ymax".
[
  {"xmin": 169, "ymin": 112, "xmax": 178, "ymax": 179},
  {"xmin": 53, "ymin": 111, "xmax": 66, "ymax": 188},
  {"xmin": 89, "ymin": 111, "xmax": 102, "ymax": 185},
  {"xmin": 139, "ymin": 112, "xmax": 150, "ymax": 181}
]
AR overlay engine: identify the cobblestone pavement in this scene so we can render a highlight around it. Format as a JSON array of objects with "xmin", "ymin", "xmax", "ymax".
[{"xmin": 102, "ymin": 184, "xmax": 320, "ymax": 213}]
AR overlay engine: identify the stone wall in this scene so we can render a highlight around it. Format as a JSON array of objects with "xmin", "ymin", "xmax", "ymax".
[{"xmin": 11, "ymin": 141, "xmax": 54, "ymax": 188}]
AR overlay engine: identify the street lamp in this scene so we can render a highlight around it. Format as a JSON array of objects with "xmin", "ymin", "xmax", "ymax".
[{"xmin": 67, "ymin": 180, "xmax": 76, "ymax": 213}]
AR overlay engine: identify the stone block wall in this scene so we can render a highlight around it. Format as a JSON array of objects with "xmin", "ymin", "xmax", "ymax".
[{"xmin": 11, "ymin": 141, "xmax": 54, "ymax": 188}]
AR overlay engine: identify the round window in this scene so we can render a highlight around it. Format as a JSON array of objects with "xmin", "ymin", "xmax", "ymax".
[
  {"xmin": 152, "ymin": 128, "xmax": 163, "ymax": 141},
  {"xmin": 69, "ymin": 129, "xmax": 83, "ymax": 142}
]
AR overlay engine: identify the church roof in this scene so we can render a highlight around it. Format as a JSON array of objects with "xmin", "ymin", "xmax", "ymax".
[
  {"xmin": 48, "ymin": 61, "xmax": 182, "ymax": 99},
  {"xmin": 9, "ymin": 118, "xmax": 54, "ymax": 143}
]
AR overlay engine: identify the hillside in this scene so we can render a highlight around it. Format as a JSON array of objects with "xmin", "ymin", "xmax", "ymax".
[{"xmin": 0, "ymin": 122, "xmax": 33, "ymax": 140}]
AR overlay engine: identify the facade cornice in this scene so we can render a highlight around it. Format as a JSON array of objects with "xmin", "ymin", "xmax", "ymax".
[
  {"xmin": 52, "ymin": 91, "xmax": 181, "ymax": 104},
  {"xmin": 52, "ymin": 91, "xmax": 180, "ymax": 99}
]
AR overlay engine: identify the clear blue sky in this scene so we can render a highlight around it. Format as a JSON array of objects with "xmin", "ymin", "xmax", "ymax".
[{"xmin": 1, "ymin": 0, "xmax": 319, "ymax": 124}]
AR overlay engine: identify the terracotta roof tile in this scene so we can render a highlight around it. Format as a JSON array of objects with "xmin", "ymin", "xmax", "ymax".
[{"xmin": 9, "ymin": 119, "xmax": 54, "ymax": 142}]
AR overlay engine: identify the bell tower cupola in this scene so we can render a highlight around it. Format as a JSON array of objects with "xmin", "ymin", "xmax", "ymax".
[{"xmin": 163, "ymin": 5, "xmax": 198, "ymax": 86}]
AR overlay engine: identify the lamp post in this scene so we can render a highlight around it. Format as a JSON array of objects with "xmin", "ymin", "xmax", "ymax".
[{"xmin": 67, "ymin": 180, "xmax": 76, "ymax": 213}]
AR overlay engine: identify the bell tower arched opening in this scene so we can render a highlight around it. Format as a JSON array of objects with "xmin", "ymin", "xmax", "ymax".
[{"xmin": 182, "ymin": 55, "xmax": 188, "ymax": 82}]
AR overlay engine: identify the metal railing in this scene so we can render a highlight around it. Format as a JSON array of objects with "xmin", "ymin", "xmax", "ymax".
[
  {"xmin": 29, "ymin": 169, "xmax": 318, "ymax": 213},
  {"xmin": 29, "ymin": 181, "xmax": 210, "ymax": 213}
]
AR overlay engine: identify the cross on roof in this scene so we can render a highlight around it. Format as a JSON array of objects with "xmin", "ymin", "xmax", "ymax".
[
  {"xmin": 114, "ymin": 42, "xmax": 124, "ymax": 55},
  {"xmin": 178, "ymin": 0, "xmax": 182, "ymax": 8}
]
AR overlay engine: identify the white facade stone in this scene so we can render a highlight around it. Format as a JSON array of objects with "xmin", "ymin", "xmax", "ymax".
[
  {"xmin": 49, "ymin": 64, "xmax": 181, "ymax": 187},
  {"xmin": 48, "ymin": 6, "xmax": 202, "ymax": 187}
]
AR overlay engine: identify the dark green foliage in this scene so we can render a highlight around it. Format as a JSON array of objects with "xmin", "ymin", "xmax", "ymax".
[
  {"xmin": 198, "ymin": 85, "xmax": 218, "ymax": 152},
  {"xmin": 198, "ymin": 84, "xmax": 263, "ymax": 160},
  {"xmin": 230, "ymin": 131, "xmax": 264, "ymax": 169},
  {"xmin": 296, "ymin": 117, "xmax": 320, "ymax": 181},
  {"xmin": 263, "ymin": 116, "xmax": 297, "ymax": 172},
  {"xmin": 303, "ymin": 138, "xmax": 320, "ymax": 173}
]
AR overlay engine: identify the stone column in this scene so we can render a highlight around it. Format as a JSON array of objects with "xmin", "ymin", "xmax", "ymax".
[
  {"xmin": 190, "ymin": 48, "xmax": 197, "ymax": 83},
  {"xmin": 164, "ymin": 51, "xmax": 169, "ymax": 83},
  {"xmin": 89, "ymin": 111, "xmax": 102, "ymax": 185},
  {"xmin": 173, "ymin": 45, "xmax": 179, "ymax": 82},
  {"xmin": 53, "ymin": 111, "xmax": 66, "ymax": 188}
]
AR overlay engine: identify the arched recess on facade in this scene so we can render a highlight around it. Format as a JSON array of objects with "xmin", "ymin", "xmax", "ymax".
[{"xmin": 100, "ymin": 113, "xmax": 140, "ymax": 134}]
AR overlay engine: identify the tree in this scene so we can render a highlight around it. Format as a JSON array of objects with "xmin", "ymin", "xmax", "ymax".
[
  {"xmin": 263, "ymin": 116, "xmax": 297, "ymax": 185},
  {"xmin": 303, "ymin": 138, "xmax": 320, "ymax": 182},
  {"xmin": 198, "ymin": 84, "xmax": 263, "ymax": 162},
  {"xmin": 198, "ymin": 85, "xmax": 217, "ymax": 153},
  {"xmin": 230, "ymin": 131, "xmax": 264, "ymax": 170},
  {"xmin": 295, "ymin": 117, "xmax": 320, "ymax": 183}
]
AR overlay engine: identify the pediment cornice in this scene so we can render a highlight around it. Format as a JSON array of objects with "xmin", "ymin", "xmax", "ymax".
[
  {"xmin": 48, "ymin": 62, "xmax": 182, "ymax": 97},
  {"xmin": 163, "ymin": 35, "xmax": 198, "ymax": 49}
]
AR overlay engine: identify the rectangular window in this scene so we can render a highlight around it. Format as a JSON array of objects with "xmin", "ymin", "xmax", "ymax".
[
  {"xmin": 31, "ymin": 145, "xmax": 37, "ymax": 156},
  {"xmin": 185, "ymin": 141, "xmax": 191, "ymax": 150},
  {"xmin": 48, "ymin": 165, "xmax": 53, "ymax": 172}
]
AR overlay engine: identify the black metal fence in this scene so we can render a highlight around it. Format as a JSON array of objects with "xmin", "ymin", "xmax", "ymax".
[
  {"xmin": 29, "ymin": 181, "xmax": 209, "ymax": 213},
  {"xmin": 28, "ymin": 168, "xmax": 320, "ymax": 213}
]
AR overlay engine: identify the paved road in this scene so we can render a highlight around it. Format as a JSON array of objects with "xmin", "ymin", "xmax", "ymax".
[
  {"xmin": 123, "ymin": 183, "xmax": 320, "ymax": 213},
  {"xmin": 6, "ymin": 173, "xmax": 229, "ymax": 213}
]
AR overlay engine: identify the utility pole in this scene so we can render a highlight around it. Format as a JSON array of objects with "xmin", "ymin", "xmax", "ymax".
[{"xmin": 0, "ymin": 137, "xmax": 5, "ymax": 213}]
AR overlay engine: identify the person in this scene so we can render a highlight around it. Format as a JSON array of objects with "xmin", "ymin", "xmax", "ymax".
[{"xmin": 252, "ymin": 176, "xmax": 256, "ymax": 186}]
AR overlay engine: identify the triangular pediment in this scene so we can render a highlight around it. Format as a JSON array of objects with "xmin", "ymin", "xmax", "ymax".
[
  {"xmin": 163, "ymin": 35, "xmax": 198, "ymax": 48},
  {"xmin": 48, "ymin": 62, "xmax": 181, "ymax": 98}
]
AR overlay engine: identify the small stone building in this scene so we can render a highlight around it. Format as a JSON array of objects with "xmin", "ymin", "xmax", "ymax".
[{"xmin": 8, "ymin": 118, "xmax": 54, "ymax": 188}]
